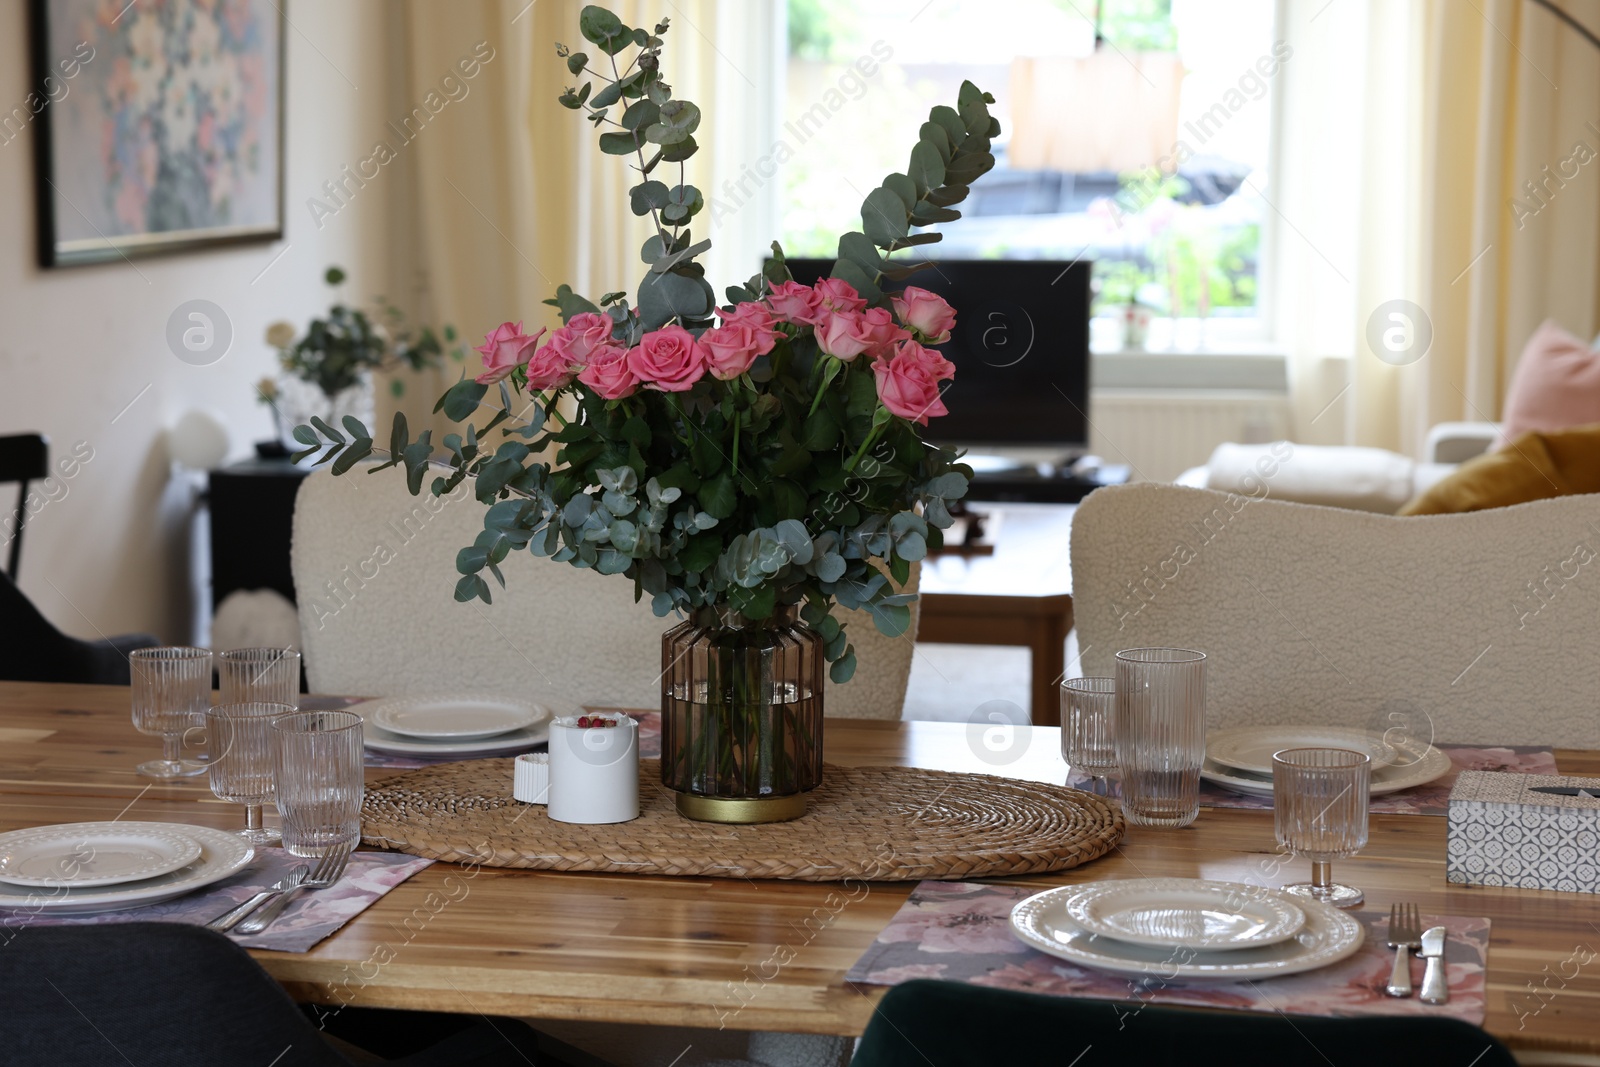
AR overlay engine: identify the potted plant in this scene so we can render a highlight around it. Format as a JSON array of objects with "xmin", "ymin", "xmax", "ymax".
[
  {"xmin": 259, "ymin": 267, "xmax": 467, "ymax": 450},
  {"xmin": 296, "ymin": 5, "xmax": 997, "ymax": 823}
]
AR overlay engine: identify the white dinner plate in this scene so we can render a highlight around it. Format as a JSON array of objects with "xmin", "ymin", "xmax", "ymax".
[
  {"xmin": 1063, "ymin": 878, "xmax": 1305, "ymax": 952},
  {"xmin": 1207, "ymin": 726, "xmax": 1397, "ymax": 777},
  {"xmin": 1011, "ymin": 883, "xmax": 1364, "ymax": 980},
  {"xmin": 1200, "ymin": 739, "xmax": 1451, "ymax": 798},
  {"xmin": 363, "ymin": 694, "xmax": 544, "ymax": 740},
  {"xmin": 0, "ymin": 823, "xmax": 253, "ymax": 915},
  {"xmin": 0, "ymin": 824, "xmax": 202, "ymax": 888}
]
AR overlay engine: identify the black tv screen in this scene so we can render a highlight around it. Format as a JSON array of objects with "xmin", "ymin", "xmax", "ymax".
[{"xmin": 782, "ymin": 258, "xmax": 1091, "ymax": 448}]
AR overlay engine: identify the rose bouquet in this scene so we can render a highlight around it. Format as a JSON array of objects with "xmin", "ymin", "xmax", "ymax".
[{"xmin": 296, "ymin": 5, "xmax": 999, "ymax": 818}]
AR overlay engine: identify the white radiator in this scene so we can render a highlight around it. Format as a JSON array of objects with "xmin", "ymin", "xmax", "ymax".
[{"xmin": 1087, "ymin": 390, "xmax": 1292, "ymax": 483}]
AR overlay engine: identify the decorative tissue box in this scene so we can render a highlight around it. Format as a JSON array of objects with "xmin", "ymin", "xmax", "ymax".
[{"xmin": 1447, "ymin": 770, "xmax": 1600, "ymax": 893}]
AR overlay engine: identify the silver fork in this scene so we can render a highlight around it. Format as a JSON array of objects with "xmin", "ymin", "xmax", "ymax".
[
  {"xmin": 236, "ymin": 842, "xmax": 354, "ymax": 935},
  {"xmin": 1385, "ymin": 901, "xmax": 1421, "ymax": 997},
  {"xmin": 207, "ymin": 864, "xmax": 309, "ymax": 932}
]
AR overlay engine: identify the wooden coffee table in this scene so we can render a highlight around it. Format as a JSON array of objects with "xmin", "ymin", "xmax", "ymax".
[{"xmin": 918, "ymin": 503, "xmax": 1075, "ymax": 726}]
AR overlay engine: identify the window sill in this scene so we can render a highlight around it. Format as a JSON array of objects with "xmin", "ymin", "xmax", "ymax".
[{"xmin": 1091, "ymin": 350, "xmax": 1288, "ymax": 392}]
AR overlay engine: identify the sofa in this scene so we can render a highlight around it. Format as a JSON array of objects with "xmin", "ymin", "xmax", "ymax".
[{"xmin": 1175, "ymin": 422, "xmax": 1502, "ymax": 514}]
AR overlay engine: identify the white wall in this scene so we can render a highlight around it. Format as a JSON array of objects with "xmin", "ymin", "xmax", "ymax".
[{"xmin": 0, "ymin": 0, "xmax": 398, "ymax": 643}]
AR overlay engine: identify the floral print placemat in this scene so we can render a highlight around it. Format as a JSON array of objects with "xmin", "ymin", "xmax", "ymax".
[
  {"xmin": 1069, "ymin": 744, "xmax": 1558, "ymax": 816},
  {"xmin": 847, "ymin": 881, "xmax": 1490, "ymax": 1024},
  {"xmin": 0, "ymin": 847, "xmax": 434, "ymax": 954}
]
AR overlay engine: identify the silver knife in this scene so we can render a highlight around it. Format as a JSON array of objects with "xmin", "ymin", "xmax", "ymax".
[
  {"xmin": 206, "ymin": 865, "xmax": 309, "ymax": 933},
  {"xmin": 1419, "ymin": 925, "xmax": 1449, "ymax": 1005}
]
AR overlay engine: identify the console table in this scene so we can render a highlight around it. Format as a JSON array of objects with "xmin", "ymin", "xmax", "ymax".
[{"xmin": 918, "ymin": 503, "xmax": 1075, "ymax": 726}]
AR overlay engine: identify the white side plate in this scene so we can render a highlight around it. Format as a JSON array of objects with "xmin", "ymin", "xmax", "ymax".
[
  {"xmin": 0, "ymin": 823, "xmax": 252, "ymax": 914},
  {"xmin": 0, "ymin": 824, "xmax": 202, "ymax": 888},
  {"xmin": 1063, "ymin": 878, "xmax": 1306, "ymax": 951},
  {"xmin": 1011, "ymin": 884, "xmax": 1364, "ymax": 980},
  {"xmin": 363, "ymin": 695, "xmax": 544, "ymax": 740},
  {"xmin": 1200, "ymin": 740, "xmax": 1451, "ymax": 797},
  {"xmin": 1207, "ymin": 726, "xmax": 1396, "ymax": 776}
]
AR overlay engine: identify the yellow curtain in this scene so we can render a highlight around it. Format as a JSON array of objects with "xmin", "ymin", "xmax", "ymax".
[
  {"xmin": 1348, "ymin": 0, "xmax": 1600, "ymax": 453},
  {"xmin": 379, "ymin": 0, "xmax": 776, "ymax": 437}
]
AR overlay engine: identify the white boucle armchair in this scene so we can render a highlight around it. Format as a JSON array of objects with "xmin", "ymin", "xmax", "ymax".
[
  {"xmin": 1070, "ymin": 483, "xmax": 1600, "ymax": 747},
  {"xmin": 289, "ymin": 466, "xmax": 917, "ymax": 719}
]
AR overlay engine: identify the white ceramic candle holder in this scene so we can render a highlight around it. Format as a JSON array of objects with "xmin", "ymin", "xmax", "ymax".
[
  {"xmin": 546, "ymin": 713, "xmax": 639, "ymax": 824},
  {"xmin": 513, "ymin": 753, "xmax": 549, "ymax": 804}
]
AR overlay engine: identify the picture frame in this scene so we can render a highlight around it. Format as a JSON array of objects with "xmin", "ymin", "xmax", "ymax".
[{"xmin": 26, "ymin": 0, "xmax": 286, "ymax": 267}]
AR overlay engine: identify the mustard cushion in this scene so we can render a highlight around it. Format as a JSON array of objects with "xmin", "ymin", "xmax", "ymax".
[{"xmin": 1399, "ymin": 422, "xmax": 1600, "ymax": 515}]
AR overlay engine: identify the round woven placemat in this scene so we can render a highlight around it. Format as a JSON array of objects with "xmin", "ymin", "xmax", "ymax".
[{"xmin": 361, "ymin": 759, "xmax": 1123, "ymax": 881}]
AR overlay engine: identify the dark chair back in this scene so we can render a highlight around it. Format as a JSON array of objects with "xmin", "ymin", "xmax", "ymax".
[
  {"xmin": 0, "ymin": 922, "xmax": 351, "ymax": 1066},
  {"xmin": 0, "ymin": 923, "xmax": 559, "ymax": 1066},
  {"xmin": 0, "ymin": 433, "xmax": 47, "ymax": 578},
  {"xmin": 850, "ymin": 979, "xmax": 1519, "ymax": 1067},
  {"xmin": 0, "ymin": 569, "xmax": 157, "ymax": 685}
]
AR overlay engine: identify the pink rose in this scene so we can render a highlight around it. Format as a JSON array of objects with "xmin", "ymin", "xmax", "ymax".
[
  {"xmin": 702, "ymin": 308, "xmax": 779, "ymax": 381},
  {"xmin": 815, "ymin": 309, "xmax": 877, "ymax": 362},
  {"xmin": 719, "ymin": 300, "xmax": 779, "ymax": 336},
  {"xmin": 628, "ymin": 325, "xmax": 707, "ymax": 392},
  {"xmin": 474, "ymin": 321, "xmax": 545, "ymax": 384},
  {"xmin": 891, "ymin": 286, "xmax": 957, "ymax": 344},
  {"xmin": 873, "ymin": 349, "xmax": 950, "ymax": 425},
  {"xmin": 576, "ymin": 341, "xmax": 639, "ymax": 400},
  {"xmin": 858, "ymin": 306, "xmax": 912, "ymax": 360},
  {"xmin": 523, "ymin": 336, "xmax": 580, "ymax": 391},
  {"xmin": 547, "ymin": 311, "xmax": 616, "ymax": 364},
  {"xmin": 766, "ymin": 280, "xmax": 824, "ymax": 326},
  {"xmin": 894, "ymin": 338, "xmax": 955, "ymax": 381},
  {"xmin": 814, "ymin": 276, "xmax": 867, "ymax": 315}
]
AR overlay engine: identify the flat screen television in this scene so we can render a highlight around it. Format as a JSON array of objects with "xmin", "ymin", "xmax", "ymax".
[{"xmin": 781, "ymin": 258, "xmax": 1091, "ymax": 449}]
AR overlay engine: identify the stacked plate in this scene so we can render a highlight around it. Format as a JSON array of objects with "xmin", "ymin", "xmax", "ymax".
[
  {"xmin": 1200, "ymin": 725, "xmax": 1452, "ymax": 797},
  {"xmin": 356, "ymin": 693, "xmax": 553, "ymax": 758},
  {"xmin": 0, "ymin": 821, "xmax": 254, "ymax": 915},
  {"xmin": 1010, "ymin": 877, "xmax": 1365, "ymax": 979}
]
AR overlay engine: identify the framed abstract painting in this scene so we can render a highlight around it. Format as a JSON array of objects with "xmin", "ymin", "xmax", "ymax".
[{"xmin": 27, "ymin": 0, "xmax": 285, "ymax": 267}]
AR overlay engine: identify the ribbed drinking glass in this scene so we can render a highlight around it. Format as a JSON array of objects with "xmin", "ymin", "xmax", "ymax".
[
  {"xmin": 206, "ymin": 702, "xmax": 291, "ymax": 845},
  {"xmin": 1114, "ymin": 648, "xmax": 1206, "ymax": 828},
  {"xmin": 1273, "ymin": 747, "xmax": 1371, "ymax": 908},
  {"xmin": 129, "ymin": 647, "xmax": 213, "ymax": 779},
  {"xmin": 1061, "ymin": 677, "xmax": 1117, "ymax": 793},
  {"xmin": 271, "ymin": 710, "xmax": 364, "ymax": 858},
  {"xmin": 218, "ymin": 648, "xmax": 301, "ymax": 707}
]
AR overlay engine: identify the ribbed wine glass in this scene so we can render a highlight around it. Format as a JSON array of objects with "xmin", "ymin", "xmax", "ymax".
[
  {"xmin": 1061, "ymin": 677, "xmax": 1117, "ymax": 793},
  {"xmin": 129, "ymin": 647, "xmax": 213, "ymax": 779},
  {"xmin": 1273, "ymin": 747, "xmax": 1371, "ymax": 908},
  {"xmin": 218, "ymin": 648, "xmax": 301, "ymax": 707},
  {"xmin": 206, "ymin": 702, "xmax": 291, "ymax": 845}
]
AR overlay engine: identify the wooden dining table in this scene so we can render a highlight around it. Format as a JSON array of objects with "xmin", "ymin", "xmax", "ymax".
[{"xmin": 3, "ymin": 681, "xmax": 1599, "ymax": 1057}]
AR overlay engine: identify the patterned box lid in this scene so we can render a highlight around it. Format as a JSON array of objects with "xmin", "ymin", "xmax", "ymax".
[{"xmin": 1449, "ymin": 770, "xmax": 1600, "ymax": 811}]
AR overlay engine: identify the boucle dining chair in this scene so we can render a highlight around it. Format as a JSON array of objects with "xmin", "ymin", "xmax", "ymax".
[
  {"xmin": 850, "ymin": 979, "xmax": 1518, "ymax": 1066},
  {"xmin": 291, "ymin": 466, "xmax": 918, "ymax": 719},
  {"xmin": 1070, "ymin": 483, "xmax": 1600, "ymax": 747}
]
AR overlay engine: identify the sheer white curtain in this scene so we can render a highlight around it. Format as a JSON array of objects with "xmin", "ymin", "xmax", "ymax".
[
  {"xmin": 380, "ymin": 0, "xmax": 779, "ymax": 436},
  {"xmin": 1276, "ymin": 0, "xmax": 1600, "ymax": 455}
]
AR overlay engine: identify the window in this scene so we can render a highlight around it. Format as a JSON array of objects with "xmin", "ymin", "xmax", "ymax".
[{"xmin": 780, "ymin": 0, "xmax": 1281, "ymax": 353}]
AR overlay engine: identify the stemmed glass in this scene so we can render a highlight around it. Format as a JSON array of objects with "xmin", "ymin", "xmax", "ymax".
[
  {"xmin": 205, "ymin": 702, "xmax": 292, "ymax": 844},
  {"xmin": 129, "ymin": 647, "xmax": 213, "ymax": 778},
  {"xmin": 1273, "ymin": 747, "xmax": 1371, "ymax": 908},
  {"xmin": 1061, "ymin": 677, "xmax": 1117, "ymax": 794},
  {"xmin": 219, "ymin": 648, "xmax": 301, "ymax": 707}
]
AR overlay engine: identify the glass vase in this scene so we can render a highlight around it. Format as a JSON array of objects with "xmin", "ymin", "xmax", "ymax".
[
  {"xmin": 661, "ymin": 605, "xmax": 824, "ymax": 824},
  {"xmin": 273, "ymin": 373, "xmax": 375, "ymax": 451}
]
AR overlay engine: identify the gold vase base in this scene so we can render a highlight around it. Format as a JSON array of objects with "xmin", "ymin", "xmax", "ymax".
[{"xmin": 674, "ymin": 791, "xmax": 807, "ymax": 824}]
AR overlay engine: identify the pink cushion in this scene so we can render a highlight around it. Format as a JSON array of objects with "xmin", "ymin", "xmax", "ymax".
[{"xmin": 1498, "ymin": 320, "xmax": 1600, "ymax": 448}]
